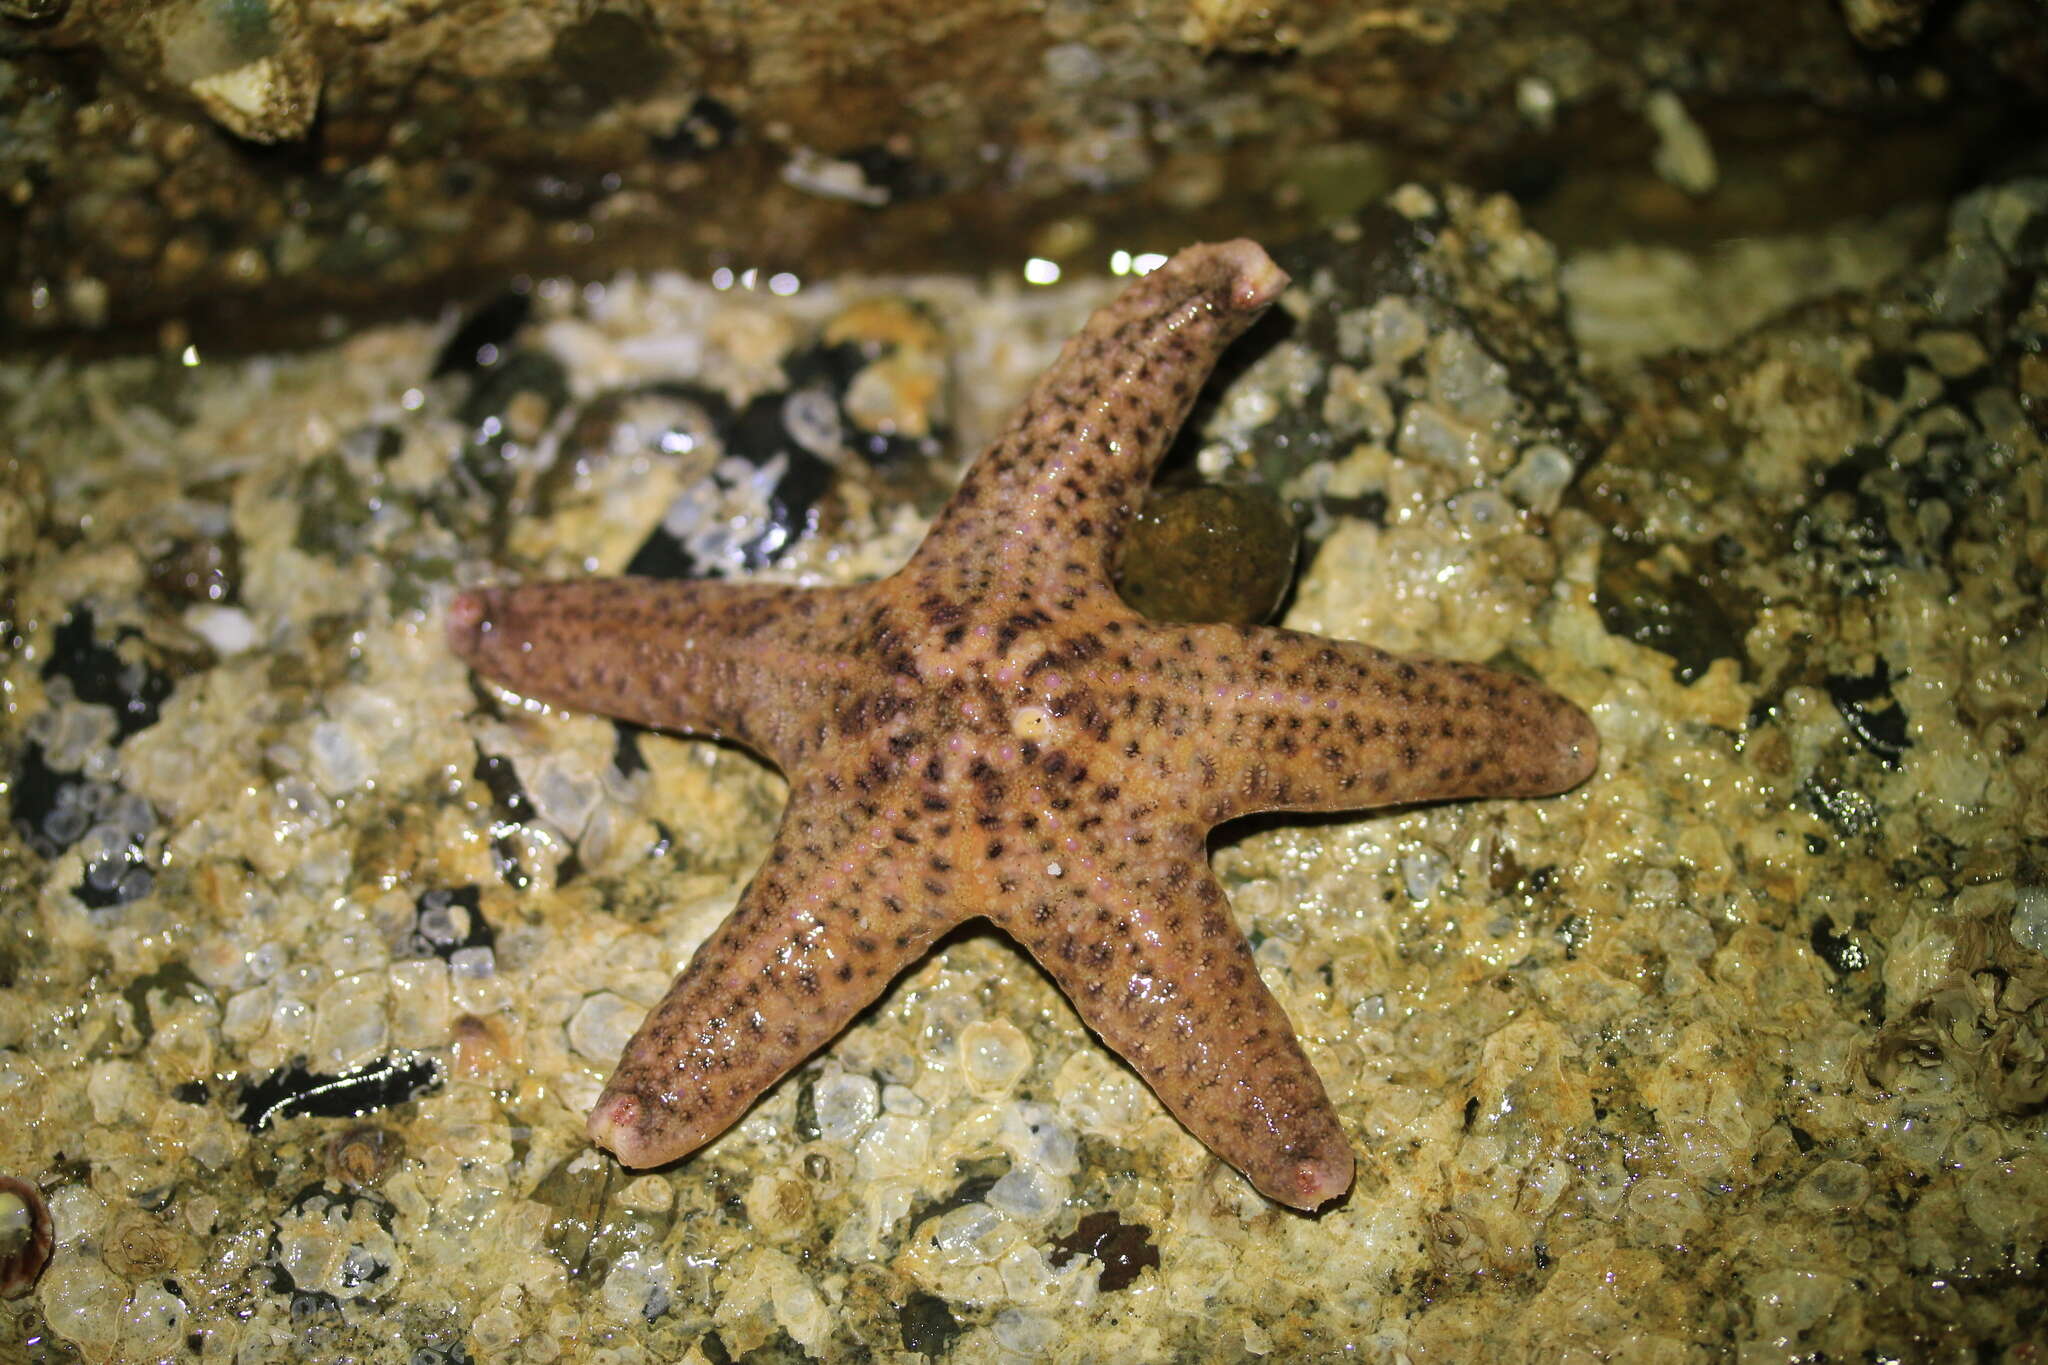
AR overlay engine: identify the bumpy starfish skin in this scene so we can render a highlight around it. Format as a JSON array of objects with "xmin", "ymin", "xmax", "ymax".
[{"xmin": 447, "ymin": 240, "xmax": 1599, "ymax": 1209}]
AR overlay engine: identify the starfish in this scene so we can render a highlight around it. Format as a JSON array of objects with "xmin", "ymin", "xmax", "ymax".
[{"xmin": 446, "ymin": 241, "xmax": 1598, "ymax": 1209}]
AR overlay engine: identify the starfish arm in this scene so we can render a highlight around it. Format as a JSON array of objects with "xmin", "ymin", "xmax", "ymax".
[
  {"xmin": 446, "ymin": 578, "xmax": 866, "ymax": 771},
  {"xmin": 587, "ymin": 776, "xmax": 957, "ymax": 1167},
  {"xmin": 1120, "ymin": 623, "xmax": 1599, "ymax": 823},
  {"xmin": 916, "ymin": 240, "xmax": 1289, "ymax": 593},
  {"xmin": 986, "ymin": 831, "xmax": 1353, "ymax": 1209}
]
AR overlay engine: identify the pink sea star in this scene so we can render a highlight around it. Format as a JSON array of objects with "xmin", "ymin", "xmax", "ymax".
[{"xmin": 447, "ymin": 240, "xmax": 1597, "ymax": 1208}]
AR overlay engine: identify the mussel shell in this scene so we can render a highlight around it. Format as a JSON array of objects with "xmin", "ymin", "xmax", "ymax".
[{"xmin": 0, "ymin": 1176, "xmax": 53, "ymax": 1299}]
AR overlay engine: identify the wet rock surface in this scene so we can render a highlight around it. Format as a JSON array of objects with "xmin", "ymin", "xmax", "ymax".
[
  {"xmin": 3, "ymin": 0, "xmax": 2041, "ymax": 344},
  {"xmin": 1, "ymin": 175, "xmax": 2045, "ymax": 1358}
]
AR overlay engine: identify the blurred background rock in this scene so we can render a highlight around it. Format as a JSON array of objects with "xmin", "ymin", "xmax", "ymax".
[{"xmin": 3, "ymin": 0, "xmax": 2043, "ymax": 349}]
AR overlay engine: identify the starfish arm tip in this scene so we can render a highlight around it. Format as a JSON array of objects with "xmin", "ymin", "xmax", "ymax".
[
  {"xmin": 1556, "ymin": 706, "xmax": 1601, "ymax": 792},
  {"xmin": 1216, "ymin": 238, "xmax": 1289, "ymax": 310},
  {"xmin": 445, "ymin": 588, "xmax": 489, "ymax": 658},
  {"xmin": 1272, "ymin": 1144, "xmax": 1356, "ymax": 1211},
  {"xmin": 587, "ymin": 1088, "xmax": 689, "ymax": 1169}
]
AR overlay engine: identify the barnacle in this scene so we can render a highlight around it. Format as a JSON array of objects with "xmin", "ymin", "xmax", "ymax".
[
  {"xmin": 103, "ymin": 1210, "xmax": 189, "ymax": 1281},
  {"xmin": 326, "ymin": 1125, "xmax": 405, "ymax": 1190}
]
